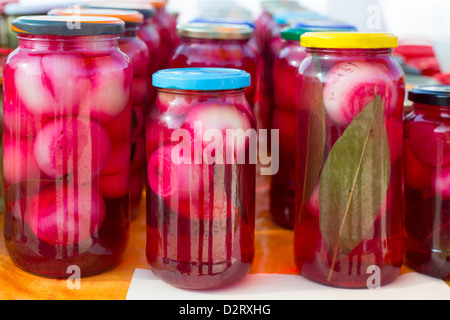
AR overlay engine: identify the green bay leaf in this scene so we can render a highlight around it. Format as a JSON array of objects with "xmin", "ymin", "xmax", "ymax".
[{"xmin": 318, "ymin": 95, "xmax": 391, "ymax": 281}]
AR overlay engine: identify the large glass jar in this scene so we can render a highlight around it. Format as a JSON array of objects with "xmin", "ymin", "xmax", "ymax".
[
  {"xmin": 146, "ymin": 68, "xmax": 256, "ymax": 290},
  {"xmin": 404, "ymin": 85, "xmax": 450, "ymax": 280},
  {"xmin": 3, "ymin": 16, "xmax": 132, "ymax": 278},
  {"xmin": 49, "ymin": 8, "xmax": 149, "ymax": 221},
  {"xmin": 85, "ymin": 1, "xmax": 161, "ymax": 105},
  {"xmin": 294, "ymin": 33, "xmax": 405, "ymax": 288},
  {"xmin": 169, "ymin": 22, "xmax": 257, "ymax": 107},
  {"xmin": 271, "ymin": 25, "xmax": 357, "ymax": 230}
]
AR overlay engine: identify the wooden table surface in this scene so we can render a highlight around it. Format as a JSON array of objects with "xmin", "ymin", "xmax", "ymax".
[{"xmin": 0, "ymin": 174, "xmax": 448, "ymax": 300}]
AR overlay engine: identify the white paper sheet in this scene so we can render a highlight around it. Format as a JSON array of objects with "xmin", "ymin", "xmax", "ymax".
[{"xmin": 126, "ymin": 268, "xmax": 450, "ymax": 300}]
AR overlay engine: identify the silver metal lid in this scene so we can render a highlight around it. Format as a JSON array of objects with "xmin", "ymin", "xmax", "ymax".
[{"xmin": 177, "ymin": 22, "xmax": 253, "ymax": 40}]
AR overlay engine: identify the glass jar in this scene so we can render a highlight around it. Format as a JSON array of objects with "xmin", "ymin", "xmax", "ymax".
[
  {"xmin": 3, "ymin": 16, "xmax": 132, "ymax": 278},
  {"xmin": 170, "ymin": 22, "xmax": 257, "ymax": 107},
  {"xmin": 294, "ymin": 33, "xmax": 405, "ymax": 288},
  {"xmin": 271, "ymin": 25, "xmax": 357, "ymax": 230},
  {"xmin": 146, "ymin": 68, "xmax": 256, "ymax": 290},
  {"xmin": 404, "ymin": 85, "xmax": 450, "ymax": 280},
  {"xmin": 85, "ymin": 1, "xmax": 161, "ymax": 105},
  {"xmin": 49, "ymin": 8, "xmax": 149, "ymax": 221},
  {"xmin": 188, "ymin": 17, "xmax": 258, "ymax": 56}
]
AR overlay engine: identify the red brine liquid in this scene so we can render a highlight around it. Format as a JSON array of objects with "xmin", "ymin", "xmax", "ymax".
[
  {"xmin": 118, "ymin": 28, "xmax": 150, "ymax": 220},
  {"xmin": 271, "ymin": 38, "xmax": 307, "ymax": 229},
  {"xmin": 295, "ymin": 46, "xmax": 405, "ymax": 288},
  {"xmin": 404, "ymin": 89, "xmax": 450, "ymax": 280},
  {"xmin": 146, "ymin": 86, "xmax": 256, "ymax": 290},
  {"xmin": 3, "ymin": 33, "xmax": 132, "ymax": 278}
]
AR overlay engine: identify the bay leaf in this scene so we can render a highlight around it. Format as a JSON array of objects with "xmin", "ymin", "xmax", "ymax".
[{"xmin": 318, "ymin": 95, "xmax": 391, "ymax": 281}]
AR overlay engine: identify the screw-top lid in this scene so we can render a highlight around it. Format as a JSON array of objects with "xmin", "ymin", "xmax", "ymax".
[
  {"xmin": 190, "ymin": 17, "xmax": 255, "ymax": 29},
  {"xmin": 48, "ymin": 7, "xmax": 144, "ymax": 27},
  {"xmin": 301, "ymin": 32, "xmax": 399, "ymax": 49},
  {"xmin": 153, "ymin": 68, "xmax": 251, "ymax": 91},
  {"xmin": 84, "ymin": 1, "xmax": 155, "ymax": 18},
  {"xmin": 177, "ymin": 22, "xmax": 253, "ymax": 40},
  {"xmin": 293, "ymin": 20, "xmax": 357, "ymax": 31},
  {"xmin": 281, "ymin": 25, "xmax": 356, "ymax": 41},
  {"xmin": 12, "ymin": 15, "xmax": 125, "ymax": 36},
  {"xmin": 409, "ymin": 85, "xmax": 450, "ymax": 107}
]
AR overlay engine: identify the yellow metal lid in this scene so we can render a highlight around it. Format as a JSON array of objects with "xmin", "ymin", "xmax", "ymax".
[{"xmin": 301, "ymin": 32, "xmax": 399, "ymax": 49}]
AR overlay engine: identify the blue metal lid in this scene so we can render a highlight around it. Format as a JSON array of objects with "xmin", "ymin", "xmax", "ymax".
[
  {"xmin": 273, "ymin": 11, "xmax": 327, "ymax": 26},
  {"xmin": 293, "ymin": 19, "xmax": 357, "ymax": 31},
  {"xmin": 190, "ymin": 17, "xmax": 255, "ymax": 29},
  {"xmin": 153, "ymin": 68, "xmax": 251, "ymax": 91}
]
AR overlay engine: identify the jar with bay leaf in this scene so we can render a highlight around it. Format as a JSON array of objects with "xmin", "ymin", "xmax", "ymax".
[{"xmin": 294, "ymin": 33, "xmax": 405, "ymax": 288}]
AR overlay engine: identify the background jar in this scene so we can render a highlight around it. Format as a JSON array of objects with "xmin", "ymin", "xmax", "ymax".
[
  {"xmin": 49, "ymin": 7, "xmax": 150, "ymax": 221},
  {"xmin": 146, "ymin": 68, "xmax": 256, "ymax": 290},
  {"xmin": 147, "ymin": 0, "xmax": 178, "ymax": 69},
  {"xmin": 169, "ymin": 22, "xmax": 257, "ymax": 108},
  {"xmin": 404, "ymin": 85, "xmax": 450, "ymax": 280},
  {"xmin": 3, "ymin": 16, "xmax": 132, "ymax": 278},
  {"xmin": 271, "ymin": 25, "xmax": 357, "ymax": 230},
  {"xmin": 294, "ymin": 33, "xmax": 405, "ymax": 288},
  {"xmin": 84, "ymin": 1, "xmax": 161, "ymax": 105}
]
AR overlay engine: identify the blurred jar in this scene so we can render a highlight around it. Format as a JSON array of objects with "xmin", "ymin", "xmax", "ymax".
[
  {"xmin": 404, "ymin": 85, "xmax": 450, "ymax": 280},
  {"xmin": 189, "ymin": 17, "xmax": 257, "ymax": 54},
  {"xmin": 253, "ymin": 1, "xmax": 306, "ymax": 131},
  {"xmin": 4, "ymin": 2, "xmax": 77, "ymax": 48},
  {"xmin": 85, "ymin": 1, "xmax": 161, "ymax": 105},
  {"xmin": 170, "ymin": 22, "xmax": 257, "ymax": 107}
]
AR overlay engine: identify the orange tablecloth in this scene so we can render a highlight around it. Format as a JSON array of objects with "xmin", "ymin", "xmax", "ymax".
[{"xmin": 0, "ymin": 174, "xmax": 448, "ymax": 300}]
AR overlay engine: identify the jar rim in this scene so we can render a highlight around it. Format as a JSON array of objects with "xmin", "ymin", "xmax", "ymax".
[
  {"xmin": 153, "ymin": 68, "xmax": 251, "ymax": 91},
  {"xmin": 48, "ymin": 7, "xmax": 144, "ymax": 26},
  {"xmin": 177, "ymin": 22, "xmax": 253, "ymax": 40}
]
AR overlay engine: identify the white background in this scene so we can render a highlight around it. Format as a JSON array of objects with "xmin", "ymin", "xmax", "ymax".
[{"xmin": 17, "ymin": 0, "xmax": 450, "ymax": 40}]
